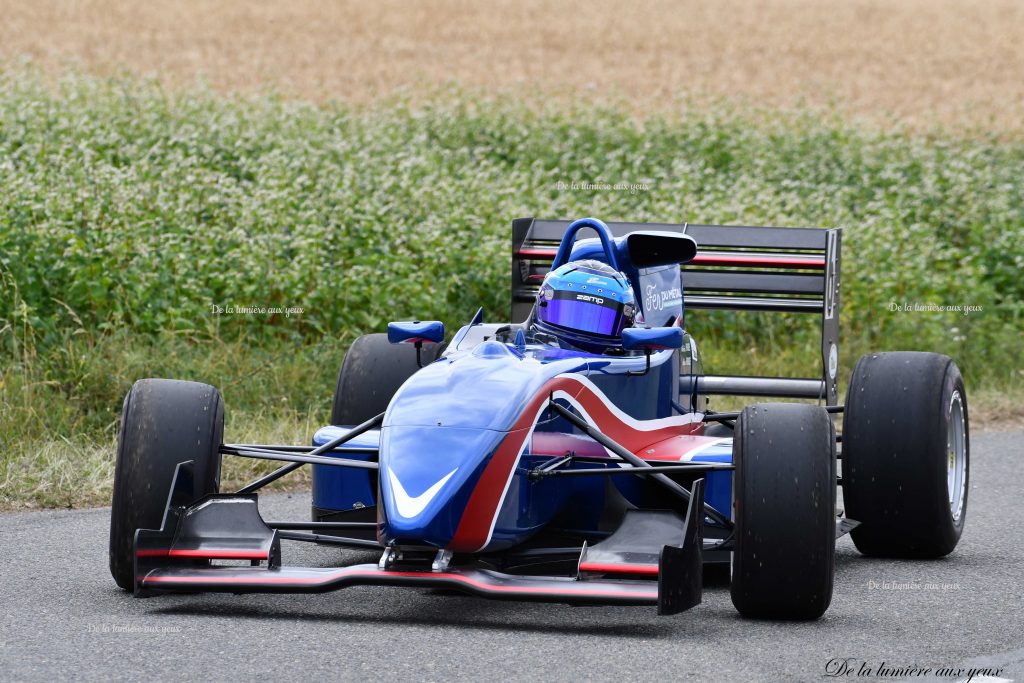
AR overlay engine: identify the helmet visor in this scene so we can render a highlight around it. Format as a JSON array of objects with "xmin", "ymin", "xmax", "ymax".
[{"xmin": 537, "ymin": 291, "xmax": 629, "ymax": 338}]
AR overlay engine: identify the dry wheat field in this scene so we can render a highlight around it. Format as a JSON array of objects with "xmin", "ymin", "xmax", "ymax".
[{"xmin": 1, "ymin": 0, "xmax": 1022, "ymax": 130}]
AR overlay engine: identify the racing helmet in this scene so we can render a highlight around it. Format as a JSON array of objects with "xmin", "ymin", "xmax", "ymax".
[{"xmin": 533, "ymin": 259, "xmax": 638, "ymax": 352}]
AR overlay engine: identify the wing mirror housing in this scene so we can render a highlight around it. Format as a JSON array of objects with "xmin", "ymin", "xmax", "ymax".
[
  {"xmin": 387, "ymin": 320, "xmax": 445, "ymax": 367},
  {"xmin": 622, "ymin": 326, "xmax": 683, "ymax": 351},
  {"xmin": 624, "ymin": 231, "xmax": 698, "ymax": 268},
  {"xmin": 622, "ymin": 326, "xmax": 683, "ymax": 376}
]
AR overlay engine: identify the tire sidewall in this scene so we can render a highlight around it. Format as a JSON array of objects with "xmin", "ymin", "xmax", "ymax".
[
  {"xmin": 330, "ymin": 334, "xmax": 445, "ymax": 426},
  {"xmin": 934, "ymin": 363, "xmax": 969, "ymax": 545},
  {"xmin": 842, "ymin": 353, "xmax": 968, "ymax": 558},
  {"xmin": 109, "ymin": 379, "xmax": 223, "ymax": 589},
  {"xmin": 731, "ymin": 403, "xmax": 836, "ymax": 619}
]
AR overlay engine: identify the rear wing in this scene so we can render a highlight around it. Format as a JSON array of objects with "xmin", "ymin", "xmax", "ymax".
[{"xmin": 511, "ymin": 218, "xmax": 842, "ymax": 404}]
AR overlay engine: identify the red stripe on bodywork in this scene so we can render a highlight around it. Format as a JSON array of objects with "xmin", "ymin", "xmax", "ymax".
[
  {"xmin": 690, "ymin": 254, "xmax": 824, "ymax": 269},
  {"xmin": 448, "ymin": 377, "xmax": 587, "ymax": 552},
  {"xmin": 137, "ymin": 549, "xmax": 269, "ymax": 560},
  {"xmin": 448, "ymin": 376, "xmax": 701, "ymax": 552},
  {"xmin": 634, "ymin": 435, "xmax": 725, "ymax": 461},
  {"xmin": 567, "ymin": 386, "xmax": 700, "ymax": 453},
  {"xmin": 143, "ymin": 567, "xmax": 659, "ymax": 600},
  {"xmin": 529, "ymin": 432, "xmax": 608, "ymax": 458},
  {"xmin": 579, "ymin": 562, "xmax": 660, "ymax": 576},
  {"xmin": 530, "ymin": 432, "xmax": 723, "ymax": 463}
]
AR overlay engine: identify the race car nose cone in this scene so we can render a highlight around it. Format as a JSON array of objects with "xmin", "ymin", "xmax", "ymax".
[{"xmin": 379, "ymin": 425, "xmax": 506, "ymax": 549}]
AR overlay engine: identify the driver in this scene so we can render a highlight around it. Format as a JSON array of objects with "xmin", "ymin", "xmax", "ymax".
[{"xmin": 532, "ymin": 259, "xmax": 639, "ymax": 353}]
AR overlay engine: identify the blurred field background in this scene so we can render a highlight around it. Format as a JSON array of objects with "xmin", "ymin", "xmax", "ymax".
[
  {"xmin": 3, "ymin": 0, "xmax": 1024, "ymax": 131},
  {"xmin": 1, "ymin": 1, "xmax": 1022, "ymax": 508}
]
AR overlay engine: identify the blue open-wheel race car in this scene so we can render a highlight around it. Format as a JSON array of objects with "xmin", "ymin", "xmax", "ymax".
[{"xmin": 109, "ymin": 217, "xmax": 970, "ymax": 620}]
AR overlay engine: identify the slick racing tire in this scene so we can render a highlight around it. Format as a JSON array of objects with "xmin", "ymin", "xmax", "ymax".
[
  {"xmin": 330, "ymin": 333, "xmax": 446, "ymax": 425},
  {"xmin": 731, "ymin": 403, "xmax": 837, "ymax": 620},
  {"xmin": 109, "ymin": 379, "xmax": 223, "ymax": 590},
  {"xmin": 842, "ymin": 352, "xmax": 969, "ymax": 558}
]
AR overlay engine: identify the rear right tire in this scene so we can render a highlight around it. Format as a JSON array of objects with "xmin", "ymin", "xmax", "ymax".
[
  {"xmin": 316, "ymin": 334, "xmax": 445, "ymax": 526},
  {"xmin": 330, "ymin": 333, "xmax": 445, "ymax": 425}
]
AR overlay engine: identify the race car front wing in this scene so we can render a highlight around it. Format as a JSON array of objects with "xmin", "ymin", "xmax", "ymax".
[{"xmin": 133, "ymin": 461, "xmax": 705, "ymax": 615}]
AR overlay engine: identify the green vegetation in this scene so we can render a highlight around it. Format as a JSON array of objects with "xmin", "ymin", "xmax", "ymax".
[{"xmin": 2, "ymin": 70, "xmax": 1021, "ymax": 508}]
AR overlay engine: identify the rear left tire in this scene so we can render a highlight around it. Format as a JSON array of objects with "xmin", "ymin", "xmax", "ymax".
[{"xmin": 842, "ymin": 352, "xmax": 969, "ymax": 558}]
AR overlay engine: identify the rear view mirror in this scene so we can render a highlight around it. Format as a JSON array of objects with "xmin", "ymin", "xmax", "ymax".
[
  {"xmin": 387, "ymin": 320, "xmax": 445, "ymax": 345},
  {"xmin": 625, "ymin": 231, "xmax": 697, "ymax": 268},
  {"xmin": 622, "ymin": 326, "xmax": 684, "ymax": 351},
  {"xmin": 622, "ymin": 327, "xmax": 683, "ymax": 376},
  {"xmin": 388, "ymin": 321, "xmax": 444, "ymax": 367}
]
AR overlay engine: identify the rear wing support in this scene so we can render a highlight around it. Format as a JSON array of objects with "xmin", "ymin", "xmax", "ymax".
[{"xmin": 511, "ymin": 218, "xmax": 842, "ymax": 405}]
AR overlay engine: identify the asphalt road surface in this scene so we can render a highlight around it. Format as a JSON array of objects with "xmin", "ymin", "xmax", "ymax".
[{"xmin": 2, "ymin": 431, "xmax": 1023, "ymax": 682}]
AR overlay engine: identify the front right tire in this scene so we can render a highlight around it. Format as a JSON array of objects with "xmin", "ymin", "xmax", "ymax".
[
  {"xmin": 109, "ymin": 379, "xmax": 223, "ymax": 590},
  {"xmin": 731, "ymin": 403, "xmax": 837, "ymax": 620}
]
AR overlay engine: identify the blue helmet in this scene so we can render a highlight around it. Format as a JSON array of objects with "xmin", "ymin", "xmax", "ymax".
[{"xmin": 533, "ymin": 259, "xmax": 638, "ymax": 352}]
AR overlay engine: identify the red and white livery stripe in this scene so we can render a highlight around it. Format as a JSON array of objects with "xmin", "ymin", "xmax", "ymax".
[{"xmin": 448, "ymin": 373, "xmax": 705, "ymax": 552}]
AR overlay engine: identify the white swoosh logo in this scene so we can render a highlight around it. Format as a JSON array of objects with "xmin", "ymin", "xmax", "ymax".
[{"xmin": 387, "ymin": 468, "xmax": 457, "ymax": 519}]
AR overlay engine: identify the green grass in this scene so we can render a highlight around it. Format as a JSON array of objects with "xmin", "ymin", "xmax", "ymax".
[
  {"xmin": 0, "ymin": 332, "xmax": 338, "ymax": 508},
  {"xmin": 1, "ymin": 69, "xmax": 1022, "ymax": 508}
]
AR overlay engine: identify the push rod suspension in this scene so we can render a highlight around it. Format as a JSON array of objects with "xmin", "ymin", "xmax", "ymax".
[
  {"xmin": 547, "ymin": 400, "xmax": 733, "ymax": 529},
  {"xmin": 231, "ymin": 412, "xmax": 385, "ymax": 494}
]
